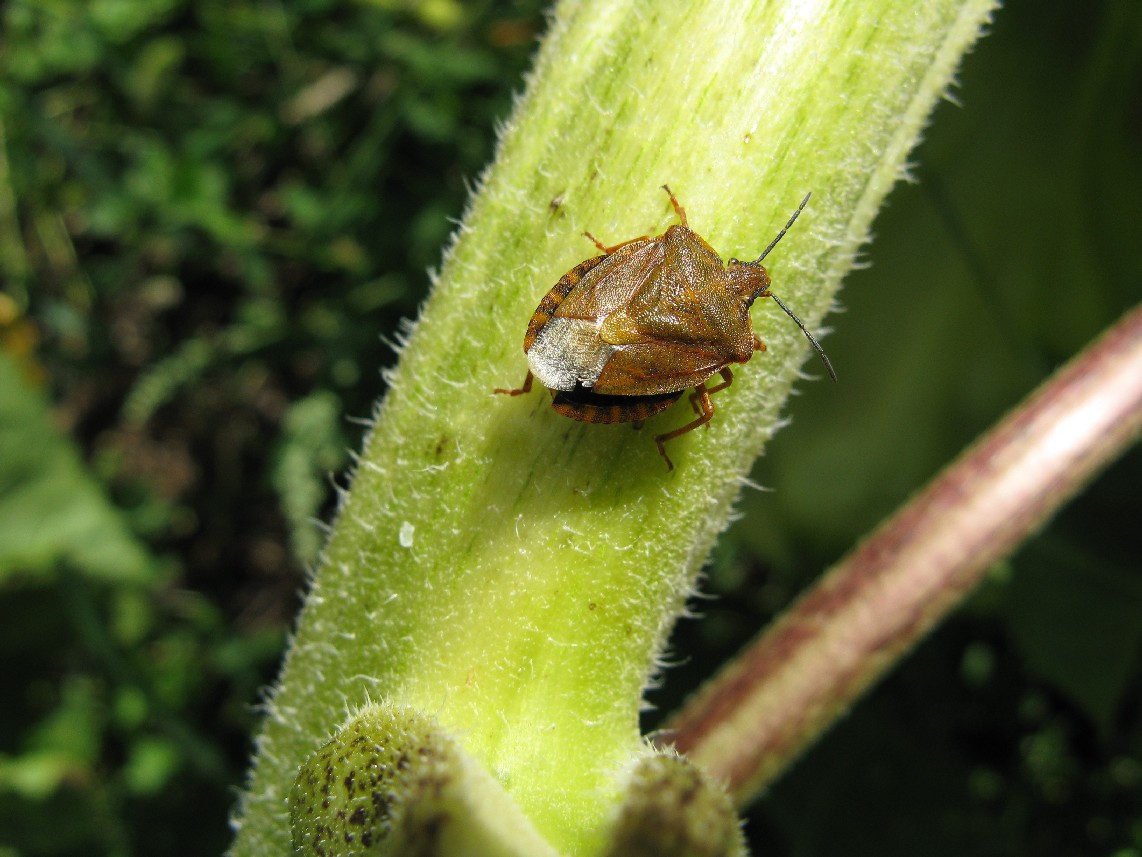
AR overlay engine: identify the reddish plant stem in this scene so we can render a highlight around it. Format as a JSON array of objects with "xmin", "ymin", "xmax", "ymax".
[{"xmin": 659, "ymin": 303, "xmax": 1142, "ymax": 805}]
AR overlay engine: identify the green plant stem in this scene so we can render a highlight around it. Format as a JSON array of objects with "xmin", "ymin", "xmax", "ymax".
[
  {"xmin": 230, "ymin": 1, "xmax": 998, "ymax": 854},
  {"xmin": 662, "ymin": 302, "xmax": 1142, "ymax": 804}
]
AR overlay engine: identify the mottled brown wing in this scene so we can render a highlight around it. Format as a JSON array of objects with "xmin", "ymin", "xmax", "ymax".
[
  {"xmin": 591, "ymin": 341, "xmax": 726, "ymax": 396},
  {"xmin": 524, "ymin": 237, "xmax": 673, "ymax": 391},
  {"xmin": 523, "ymin": 253, "xmax": 608, "ymax": 352},
  {"xmin": 552, "ymin": 238, "xmax": 662, "ymax": 328}
]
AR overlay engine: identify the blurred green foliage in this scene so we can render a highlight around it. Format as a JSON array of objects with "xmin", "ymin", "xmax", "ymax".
[
  {"xmin": 0, "ymin": 0, "xmax": 1139, "ymax": 855},
  {"xmin": 0, "ymin": 0, "xmax": 546, "ymax": 853}
]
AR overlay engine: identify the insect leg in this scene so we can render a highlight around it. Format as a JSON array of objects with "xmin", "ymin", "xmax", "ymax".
[
  {"xmin": 704, "ymin": 366, "xmax": 735, "ymax": 396},
  {"xmin": 688, "ymin": 367, "xmax": 734, "ymax": 420},
  {"xmin": 656, "ymin": 383, "xmax": 717, "ymax": 471},
  {"xmin": 494, "ymin": 371, "xmax": 534, "ymax": 396},
  {"xmin": 660, "ymin": 184, "xmax": 689, "ymax": 227},
  {"xmin": 583, "ymin": 231, "xmax": 648, "ymax": 254}
]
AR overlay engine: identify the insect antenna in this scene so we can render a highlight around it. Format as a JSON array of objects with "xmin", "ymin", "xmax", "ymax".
[
  {"xmin": 769, "ymin": 292, "xmax": 838, "ymax": 382},
  {"xmin": 755, "ymin": 191, "xmax": 812, "ymax": 263}
]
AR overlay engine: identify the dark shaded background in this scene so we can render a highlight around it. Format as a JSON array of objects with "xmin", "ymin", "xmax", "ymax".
[{"xmin": 1, "ymin": 1, "xmax": 1139, "ymax": 854}]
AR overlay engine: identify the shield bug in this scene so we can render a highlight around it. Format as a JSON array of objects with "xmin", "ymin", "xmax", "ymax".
[{"xmin": 495, "ymin": 186, "xmax": 835, "ymax": 470}]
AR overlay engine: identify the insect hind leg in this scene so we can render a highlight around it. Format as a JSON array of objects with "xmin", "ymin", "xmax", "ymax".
[
  {"xmin": 657, "ymin": 379, "xmax": 721, "ymax": 470},
  {"xmin": 494, "ymin": 371, "xmax": 534, "ymax": 396},
  {"xmin": 687, "ymin": 367, "xmax": 734, "ymax": 421}
]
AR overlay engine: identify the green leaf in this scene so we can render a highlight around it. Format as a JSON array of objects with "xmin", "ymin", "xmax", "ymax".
[
  {"xmin": 272, "ymin": 391, "xmax": 348, "ymax": 566},
  {"xmin": 0, "ymin": 351, "xmax": 151, "ymax": 584}
]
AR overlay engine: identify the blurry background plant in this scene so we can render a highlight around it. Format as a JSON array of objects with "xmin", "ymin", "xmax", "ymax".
[{"xmin": 0, "ymin": 0, "xmax": 1138, "ymax": 855}]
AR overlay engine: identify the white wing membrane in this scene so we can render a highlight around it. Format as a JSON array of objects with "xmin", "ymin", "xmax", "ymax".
[{"xmin": 527, "ymin": 316, "xmax": 615, "ymax": 390}]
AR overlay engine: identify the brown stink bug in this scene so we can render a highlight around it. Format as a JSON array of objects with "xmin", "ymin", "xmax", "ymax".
[{"xmin": 495, "ymin": 186, "xmax": 835, "ymax": 470}]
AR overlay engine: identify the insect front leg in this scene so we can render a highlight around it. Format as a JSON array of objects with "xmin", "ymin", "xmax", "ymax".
[
  {"xmin": 656, "ymin": 382, "xmax": 718, "ymax": 471},
  {"xmin": 688, "ymin": 367, "xmax": 735, "ymax": 421},
  {"xmin": 494, "ymin": 371, "xmax": 534, "ymax": 397},
  {"xmin": 660, "ymin": 184, "xmax": 689, "ymax": 227},
  {"xmin": 704, "ymin": 366, "xmax": 735, "ymax": 397},
  {"xmin": 583, "ymin": 231, "xmax": 649, "ymax": 255}
]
